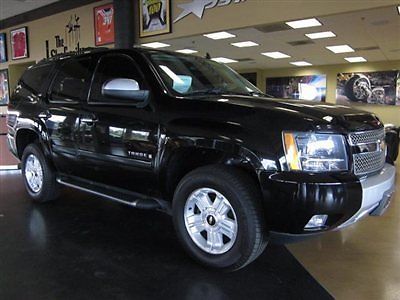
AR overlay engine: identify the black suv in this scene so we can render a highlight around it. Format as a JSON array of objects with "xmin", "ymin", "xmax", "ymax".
[{"xmin": 7, "ymin": 48, "xmax": 396, "ymax": 271}]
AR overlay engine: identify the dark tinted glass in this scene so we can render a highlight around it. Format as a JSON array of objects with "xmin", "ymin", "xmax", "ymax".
[
  {"xmin": 90, "ymin": 54, "xmax": 145, "ymax": 103},
  {"xmin": 50, "ymin": 57, "xmax": 93, "ymax": 102},
  {"xmin": 20, "ymin": 63, "xmax": 53, "ymax": 94}
]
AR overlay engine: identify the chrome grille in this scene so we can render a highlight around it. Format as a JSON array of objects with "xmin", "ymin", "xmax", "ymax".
[
  {"xmin": 349, "ymin": 129, "xmax": 385, "ymax": 145},
  {"xmin": 350, "ymin": 128, "xmax": 386, "ymax": 176}
]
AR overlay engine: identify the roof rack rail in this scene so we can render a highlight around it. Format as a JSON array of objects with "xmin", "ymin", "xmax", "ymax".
[{"xmin": 39, "ymin": 47, "xmax": 110, "ymax": 63}]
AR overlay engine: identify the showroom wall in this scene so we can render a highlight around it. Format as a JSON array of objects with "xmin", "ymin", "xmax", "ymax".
[{"xmin": 262, "ymin": 60, "xmax": 400, "ymax": 124}]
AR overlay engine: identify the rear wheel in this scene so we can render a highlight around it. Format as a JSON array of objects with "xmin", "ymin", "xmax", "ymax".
[
  {"xmin": 22, "ymin": 143, "xmax": 60, "ymax": 203},
  {"xmin": 173, "ymin": 165, "xmax": 267, "ymax": 271}
]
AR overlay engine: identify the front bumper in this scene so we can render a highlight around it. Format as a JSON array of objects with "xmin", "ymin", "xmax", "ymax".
[{"xmin": 260, "ymin": 163, "xmax": 396, "ymax": 241}]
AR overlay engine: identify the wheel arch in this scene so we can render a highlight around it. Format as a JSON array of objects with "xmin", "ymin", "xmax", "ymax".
[
  {"xmin": 159, "ymin": 137, "xmax": 264, "ymax": 201},
  {"xmin": 15, "ymin": 127, "xmax": 51, "ymax": 159}
]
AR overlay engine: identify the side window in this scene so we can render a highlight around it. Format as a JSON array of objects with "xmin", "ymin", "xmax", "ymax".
[
  {"xmin": 89, "ymin": 54, "xmax": 146, "ymax": 103},
  {"xmin": 50, "ymin": 57, "xmax": 93, "ymax": 103},
  {"xmin": 20, "ymin": 63, "xmax": 53, "ymax": 95}
]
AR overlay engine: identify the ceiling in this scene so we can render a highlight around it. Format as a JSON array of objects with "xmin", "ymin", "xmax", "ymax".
[
  {"xmin": 157, "ymin": 5, "xmax": 400, "ymax": 70},
  {"xmin": 0, "ymin": 0, "xmax": 60, "ymax": 20}
]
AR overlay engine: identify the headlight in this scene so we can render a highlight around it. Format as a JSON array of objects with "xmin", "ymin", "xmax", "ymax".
[{"xmin": 283, "ymin": 132, "xmax": 348, "ymax": 172}]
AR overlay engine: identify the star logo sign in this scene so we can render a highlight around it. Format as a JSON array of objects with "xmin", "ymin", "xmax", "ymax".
[{"xmin": 174, "ymin": 0, "xmax": 245, "ymax": 23}]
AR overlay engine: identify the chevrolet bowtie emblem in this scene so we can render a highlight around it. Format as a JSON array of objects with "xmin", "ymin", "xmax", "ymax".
[{"xmin": 174, "ymin": 0, "xmax": 246, "ymax": 23}]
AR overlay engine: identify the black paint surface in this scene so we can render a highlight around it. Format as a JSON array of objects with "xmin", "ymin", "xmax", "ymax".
[{"xmin": 0, "ymin": 171, "xmax": 332, "ymax": 300}]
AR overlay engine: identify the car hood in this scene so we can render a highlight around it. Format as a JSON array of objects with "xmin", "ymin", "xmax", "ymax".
[{"xmin": 208, "ymin": 95, "xmax": 383, "ymax": 132}]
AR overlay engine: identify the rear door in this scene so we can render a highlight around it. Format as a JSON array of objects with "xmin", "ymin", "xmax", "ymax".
[
  {"xmin": 77, "ymin": 53, "xmax": 160, "ymax": 196},
  {"xmin": 46, "ymin": 56, "xmax": 96, "ymax": 175}
]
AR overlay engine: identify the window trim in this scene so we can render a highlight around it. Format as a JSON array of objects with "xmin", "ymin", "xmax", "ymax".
[{"xmin": 87, "ymin": 53, "xmax": 151, "ymax": 107}]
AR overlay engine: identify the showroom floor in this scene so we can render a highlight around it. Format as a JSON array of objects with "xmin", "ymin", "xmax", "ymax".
[
  {"xmin": 289, "ymin": 163, "xmax": 400, "ymax": 300},
  {"xmin": 0, "ymin": 171, "xmax": 331, "ymax": 300}
]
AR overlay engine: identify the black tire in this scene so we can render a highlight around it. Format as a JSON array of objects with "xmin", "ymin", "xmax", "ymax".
[
  {"xmin": 344, "ymin": 75, "xmax": 371, "ymax": 102},
  {"xmin": 172, "ymin": 165, "xmax": 268, "ymax": 271},
  {"xmin": 21, "ymin": 143, "xmax": 60, "ymax": 203}
]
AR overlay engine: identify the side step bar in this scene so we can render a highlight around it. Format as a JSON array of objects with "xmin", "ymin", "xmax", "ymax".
[{"xmin": 56, "ymin": 175, "xmax": 171, "ymax": 213}]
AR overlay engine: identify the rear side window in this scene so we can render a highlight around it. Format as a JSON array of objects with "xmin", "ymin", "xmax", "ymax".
[
  {"xmin": 89, "ymin": 54, "xmax": 146, "ymax": 103},
  {"xmin": 20, "ymin": 63, "xmax": 53, "ymax": 94},
  {"xmin": 50, "ymin": 57, "xmax": 93, "ymax": 103}
]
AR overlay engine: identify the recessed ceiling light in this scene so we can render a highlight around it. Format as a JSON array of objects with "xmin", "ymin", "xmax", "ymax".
[
  {"xmin": 231, "ymin": 41, "xmax": 259, "ymax": 48},
  {"xmin": 397, "ymin": 5, "xmax": 400, "ymax": 15},
  {"xmin": 211, "ymin": 57, "xmax": 238, "ymax": 63},
  {"xmin": 344, "ymin": 57, "xmax": 367, "ymax": 63},
  {"xmin": 175, "ymin": 49, "xmax": 198, "ymax": 54},
  {"xmin": 261, "ymin": 51, "xmax": 291, "ymax": 59},
  {"xmin": 141, "ymin": 42, "xmax": 170, "ymax": 49},
  {"xmin": 305, "ymin": 31, "xmax": 336, "ymax": 39},
  {"xmin": 326, "ymin": 44, "xmax": 355, "ymax": 53},
  {"xmin": 286, "ymin": 18, "xmax": 322, "ymax": 29},
  {"xmin": 290, "ymin": 61, "xmax": 312, "ymax": 66},
  {"xmin": 203, "ymin": 31, "xmax": 236, "ymax": 40}
]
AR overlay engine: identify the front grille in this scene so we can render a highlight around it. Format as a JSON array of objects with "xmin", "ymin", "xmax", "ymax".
[
  {"xmin": 349, "ymin": 129, "xmax": 385, "ymax": 145},
  {"xmin": 350, "ymin": 129, "xmax": 386, "ymax": 176}
]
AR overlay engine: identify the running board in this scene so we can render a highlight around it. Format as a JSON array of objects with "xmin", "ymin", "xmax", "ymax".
[{"xmin": 56, "ymin": 175, "xmax": 169, "ymax": 212}]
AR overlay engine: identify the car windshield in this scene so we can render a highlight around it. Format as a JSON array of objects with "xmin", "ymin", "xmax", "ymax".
[{"xmin": 147, "ymin": 51, "xmax": 264, "ymax": 97}]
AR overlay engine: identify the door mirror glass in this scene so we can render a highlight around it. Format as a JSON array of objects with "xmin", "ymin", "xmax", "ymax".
[{"xmin": 101, "ymin": 78, "xmax": 149, "ymax": 102}]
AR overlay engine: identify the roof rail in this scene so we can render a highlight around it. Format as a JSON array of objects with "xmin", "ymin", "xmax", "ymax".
[{"xmin": 38, "ymin": 47, "xmax": 110, "ymax": 63}]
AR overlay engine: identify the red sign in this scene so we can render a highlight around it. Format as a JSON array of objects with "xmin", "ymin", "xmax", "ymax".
[
  {"xmin": 11, "ymin": 27, "xmax": 29, "ymax": 60},
  {"xmin": 94, "ymin": 3, "xmax": 115, "ymax": 46}
]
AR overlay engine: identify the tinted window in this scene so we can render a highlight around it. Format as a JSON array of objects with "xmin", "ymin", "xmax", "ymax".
[
  {"xmin": 89, "ymin": 54, "xmax": 146, "ymax": 103},
  {"xmin": 20, "ymin": 63, "xmax": 53, "ymax": 94},
  {"xmin": 50, "ymin": 57, "xmax": 93, "ymax": 102}
]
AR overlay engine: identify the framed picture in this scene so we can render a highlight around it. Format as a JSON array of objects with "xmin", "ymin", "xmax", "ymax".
[
  {"xmin": 337, "ymin": 71, "xmax": 400, "ymax": 106},
  {"xmin": 139, "ymin": 0, "xmax": 171, "ymax": 37},
  {"xmin": 0, "ymin": 33, "xmax": 7, "ymax": 63},
  {"xmin": 0, "ymin": 69, "xmax": 10, "ymax": 106},
  {"xmin": 10, "ymin": 27, "xmax": 29, "ymax": 60},
  {"xmin": 94, "ymin": 3, "xmax": 115, "ymax": 46},
  {"xmin": 266, "ymin": 75, "xmax": 327, "ymax": 102}
]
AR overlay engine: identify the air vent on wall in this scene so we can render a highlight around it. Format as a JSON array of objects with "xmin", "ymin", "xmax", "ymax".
[
  {"xmin": 255, "ymin": 23, "xmax": 290, "ymax": 33},
  {"xmin": 235, "ymin": 58, "xmax": 254, "ymax": 62},
  {"xmin": 353, "ymin": 46, "xmax": 380, "ymax": 51},
  {"xmin": 287, "ymin": 40, "xmax": 315, "ymax": 46}
]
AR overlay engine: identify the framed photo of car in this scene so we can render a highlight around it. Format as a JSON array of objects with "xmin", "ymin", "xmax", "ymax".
[
  {"xmin": 139, "ymin": 0, "xmax": 171, "ymax": 37},
  {"xmin": 10, "ymin": 27, "xmax": 29, "ymax": 60},
  {"xmin": 94, "ymin": 3, "xmax": 115, "ymax": 46},
  {"xmin": 0, "ymin": 33, "xmax": 7, "ymax": 63},
  {"xmin": 0, "ymin": 69, "xmax": 10, "ymax": 106},
  {"xmin": 337, "ymin": 71, "xmax": 400, "ymax": 106}
]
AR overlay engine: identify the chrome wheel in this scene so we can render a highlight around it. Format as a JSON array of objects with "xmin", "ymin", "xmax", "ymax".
[
  {"xmin": 25, "ymin": 154, "xmax": 44, "ymax": 193},
  {"xmin": 184, "ymin": 188, "xmax": 238, "ymax": 255}
]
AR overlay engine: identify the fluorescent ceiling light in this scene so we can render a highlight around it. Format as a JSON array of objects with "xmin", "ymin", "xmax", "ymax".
[
  {"xmin": 344, "ymin": 57, "xmax": 367, "ymax": 63},
  {"xmin": 141, "ymin": 42, "xmax": 170, "ymax": 48},
  {"xmin": 290, "ymin": 61, "xmax": 312, "ymax": 66},
  {"xmin": 397, "ymin": 5, "xmax": 400, "ymax": 15},
  {"xmin": 326, "ymin": 44, "xmax": 355, "ymax": 53},
  {"xmin": 175, "ymin": 49, "xmax": 198, "ymax": 54},
  {"xmin": 286, "ymin": 18, "xmax": 322, "ymax": 29},
  {"xmin": 211, "ymin": 57, "xmax": 238, "ymax": 63},
  {"xmin": 231, "ymin": 41, "xmax": 259, "ymax": 48},
  {"xmin": 261, "ymin": 51, "xmax": 291, "ymax": 59},
  {"xmin": 203, "ymin": 31, "xmax": 236, "ymax": 40},
  {"xmin": 305, "ymin": 31, "xmax": 336, "ymax": 39}
]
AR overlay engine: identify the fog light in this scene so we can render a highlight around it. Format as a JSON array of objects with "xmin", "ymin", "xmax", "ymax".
[{"xmin": 305, "ymin": 214, "xmax": 328, "ymax": 229}]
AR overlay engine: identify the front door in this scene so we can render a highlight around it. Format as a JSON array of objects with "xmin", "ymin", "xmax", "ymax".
[{"xmin": 77, "ymin": 53, "xmax": 160, "ymax": 196}]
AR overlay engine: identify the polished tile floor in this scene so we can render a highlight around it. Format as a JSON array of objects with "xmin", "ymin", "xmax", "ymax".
[{"xmin": 289, "ymin": 163, "xmax": 400, "ymax": 300}]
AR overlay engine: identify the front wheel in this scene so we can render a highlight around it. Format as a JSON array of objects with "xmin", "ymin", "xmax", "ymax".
[
  {"xmin": 172, "ymin": 165, "xmax": 267, "ymax": 271},
  {"xmin": 21, "ymin": 143, "xmax": 60, "ymax": 203}
]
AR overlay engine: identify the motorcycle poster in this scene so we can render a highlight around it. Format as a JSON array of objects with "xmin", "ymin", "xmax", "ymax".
[{"xmin": 336, "ymin": 71, "xmax": 400, "ymax": 106}]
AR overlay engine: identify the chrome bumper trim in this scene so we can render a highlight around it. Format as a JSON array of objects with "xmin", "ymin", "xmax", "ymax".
[{"xmin": 337, "ymin": 163, "xmax": 396, "ymax": 229}]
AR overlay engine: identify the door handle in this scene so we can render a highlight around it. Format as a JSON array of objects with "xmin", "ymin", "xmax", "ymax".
[{"xmin": 38, "ymin": 111, "xmax": 52, "ymax": 119}]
